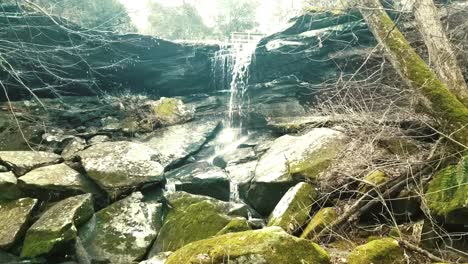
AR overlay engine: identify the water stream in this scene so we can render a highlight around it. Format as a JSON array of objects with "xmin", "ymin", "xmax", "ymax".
[{"xmin": 210, "ymin": 39, "xmax": 261, "ymax": 202}]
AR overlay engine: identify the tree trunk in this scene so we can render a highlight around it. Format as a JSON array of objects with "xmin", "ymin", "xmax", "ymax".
[
  {"xmin": 358, "ymin": 0, "xmax": 468, "ymax": 149},
  {"xmin": 413, "ymin": 0, "xmax": 468, "ymax": 107}
]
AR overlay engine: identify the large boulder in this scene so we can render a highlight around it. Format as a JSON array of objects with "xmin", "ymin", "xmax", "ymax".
[
  {"xmin": 164, "ymin": 161, "xmax": 230, "ymax": 201},
  {"xmin": 245, "ymin": 128, "xmax": 348, "ymax": 215},
  {"xmin": 347, "ymin": 238, "xmax": 405, "ymax": 264},
  {"xmin": 79, "ymin": 192, "xmax": 163, "ymax": 263},
  {"xmin": 0, "ymin": 198, "xmax": 38, "ymax": 249},
  {"xmin": 18, "ymin": 163, "xmax": 101, "ymax": 201},
  {"xmin": 166, "ymin": 227, "xmax": 331, "ymax": 264},
  {"xmin": 0, "ymin": 151, "xmax": 62, "ymax": 176},
  {"xmin": 140, "ymin": 120, "xmax": 221, "ymax": 168},
  {"xmin": 78, "ymin": 141, "xmax": 164, "ymax": 197},
  {"xmin": 149, "ymin": 192, "xmax": 248, "ymax": 256},
  {"xmin": 425, "ymin": 156, "xmax": 468, "ymax": 225},
  {"xmin": 21, "ymin": 194, "xmax": 94, "ymax": 258},
  {"xmin": 268, "ymin": 182, "xmax": 318, "ymax": 233}
]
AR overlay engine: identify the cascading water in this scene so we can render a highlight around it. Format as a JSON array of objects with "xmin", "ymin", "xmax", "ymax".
[{"xmin": 210, "ymin": 37, "xmax": 261, "ymax": 202}]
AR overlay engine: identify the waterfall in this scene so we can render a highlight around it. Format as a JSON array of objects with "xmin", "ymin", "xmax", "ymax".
[{"xmin": 210, "ymin": 35, "xmax": 262, "ymax": 203}]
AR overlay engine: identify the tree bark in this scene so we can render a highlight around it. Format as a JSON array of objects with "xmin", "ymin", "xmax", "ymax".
[
  {"xmin": 413, "ymin": 0, "xmax": 468, "ymax": 107},
  {"xmin": 358, "ymin": 0, "xmax": 468, "ymax": 149}
]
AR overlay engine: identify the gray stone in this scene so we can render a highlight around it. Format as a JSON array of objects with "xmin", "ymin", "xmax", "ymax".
[
  {"xmin": 0, "ymin": 198, "xmax": 38, "ymax": 250},
  {"xmin": 140, "ymin": 120, "xmax": 221, "ymax": 168},
  {"xmin": 61, "ymin": 137, "xmax": 86, "ymax": 160},
  {"xmin": 88, "ymin": 135, "xmax": 110, "ymax": 145},
  {"xmin": 18, "ymin": 163, "xmax": 101, "ymax": 201},
  {"xmin": 0, "ymin": 165, "xmax": 8, "ymax": 172},
  {"xmin": 78, "ymin": 141, "xmax": 164, "ymax": 197},
  {"xmin": 0, "ymin": 151, "xmax": 62, "ymax": 176},
  {"xmin": 79, "ymin": 192, "xmax": 163, "ymax": 264},
  {"xmin": 165, "ymin": 161, "xmax": 230, "ymax": 201},
  {"xmin": 246, "ymin": 128, "xmax": 348, "ymax": 215},
  {"xmin": 21, "ymin": 194, "xmax": 94, "ymax": 258},
  {"xmin": 213, "ymin": 147, "xmax": 257, "ymax": 169},
  {"xmin": 0, "ymin": 172, "xmax": 23, "ymax": 200}
]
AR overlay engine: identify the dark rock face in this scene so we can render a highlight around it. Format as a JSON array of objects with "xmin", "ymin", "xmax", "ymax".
[
  {"xmin": 249, "ymin": 11, "xmax": 375, "ymax": 85},
  {"xmin": 0, "ymin": 14, "xmax": 218, "ymax": 101}
]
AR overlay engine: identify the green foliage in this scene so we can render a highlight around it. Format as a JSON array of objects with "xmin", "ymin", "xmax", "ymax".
[
  {"xmin": 35, "ymin": 0, "xmax": 135, "ymax": 33},
  {"xmin": 214, "ymin": 0, "xmax": 259, "ymax": 39},
  {"xmin": 148, "ymin": 2, "xmax": 212, "ymax": 40}
]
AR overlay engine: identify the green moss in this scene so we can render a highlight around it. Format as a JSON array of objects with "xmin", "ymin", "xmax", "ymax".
[
  {"xmin": 347, "ymin": 238, "xmax": 405, "ymax": 264},
  {"xmin": 268, "ymin": 182, "xmax": 318, "ymax": 233},
  {"xmin": 300, "ymin": 207, "xmax": 337, "ymax": 240},
  {"xmin": 216, "ymin": 218, "xmax": 251, "ymax": 236},
  {"xmin": 359, "ymin": 170, "xmax": 389, "ymax": 193},
  {"xmin": 153, "ymin": 98, "xmax": 178, "ymax": 118},
  {"xmin": 425, "ymin": 156, "xmax": 468, "ymax": 225},
  {"xmin": 21, "ymin": 224, "xmax": 76, "ymax": 258},
  {"xmin": 166, "ymin": 227, "xmax": 331, "ymax": 264},
  {"xmin": 153, "ymin": 198, "xmax": 231, "ymax": 252},
  {"xmin": 364, "ymin": 4, "xmax": 468, "ymax": 148}
]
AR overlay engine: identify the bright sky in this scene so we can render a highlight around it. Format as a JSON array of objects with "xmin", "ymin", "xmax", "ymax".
[{"xmin": 119, "ymin": 0, "xmax": 305, "ymax": 35}]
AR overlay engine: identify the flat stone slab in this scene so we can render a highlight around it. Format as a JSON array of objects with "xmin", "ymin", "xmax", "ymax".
[
  {"xmin": 19, "ymin": 163, "xmax": 101, "ymax": 201},
  {"xmin": 0, "ymin": 151, "xmax": 62, "ymax": 176},
  {"xmin": 78, "ymin": 141, "xmax": 164, "ymax": 197},
  {"xmin": 140, "ymin": 120, "xmax": 220, "ymax": 168}
]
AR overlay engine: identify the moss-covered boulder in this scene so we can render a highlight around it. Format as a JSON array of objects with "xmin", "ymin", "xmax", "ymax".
[
  {"xmin": 246, "ymin": 128, "xmax": 348, "ymax": 215},
  {"xmin": 79, "ymin": 192, "xmax": 163, "ymax": 263},
  {"xmin": 216, "ymin": 218, "xmax": 251, "ymax": 236},
  {"xmin": 166, "ymin": 227, "xmax": 331, "ymax": 264},
  {"xmin": 18, "ymin": 164, "xmax": 101, "ymax": 201},
  {"xmin": 21, "ymin": 194, "xmax": 94, "ymax": 258},
  {"xmin": 300, "ymin": 207, "xmax": 338, "ymax": 239},
  {"xmin": 425, "ymin": 156, "xmax": 468, "ymax": 225},
  {"xmin": 0, "ymin": 172, "xmax": 23, "ymax": 200},
  {"xmin": 268, "ymin": 182, "xmax": 318, "ymax": 233},
  {"xmin": 78, "ymin": 141, "xmax": 164, "ymax": 198},
  {"xmin": 149, "ymin": 192, "xmax": 249, "ymax": 256},
  {"xmin": 0, "ymin": 198, "xmax": 38, "ymax": 249},
  {"xmin": 347, "ymin": 238, "xmax": 405, "ymax": 264},
  {"xmin": 358, "ymin": 170, "xmax": 389, "ymax": 193},
  {"xmin": 151, "ymin": 97, "xmax": 195, "ymax": 126},
  {"xmin": 0, "ymin": 151, "xmax": 62, "ymax": 176}
]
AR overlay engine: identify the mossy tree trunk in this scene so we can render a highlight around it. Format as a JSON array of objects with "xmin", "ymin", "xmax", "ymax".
[
  {"xmin": 413, "ymin": 0, "xmax": 468, "ymax": 107},
  {"xmin": 358, "ymin": 0, "xmax": 468, "ymax": 149}
]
